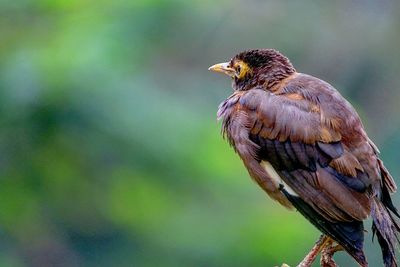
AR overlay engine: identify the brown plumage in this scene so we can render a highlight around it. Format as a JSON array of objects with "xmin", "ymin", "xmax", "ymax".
[{"xmin": 209, "ymin": 49, "xmax": 400, "ymax": 267}]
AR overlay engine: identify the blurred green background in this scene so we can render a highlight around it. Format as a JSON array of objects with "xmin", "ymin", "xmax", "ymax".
[{"xmin": 1, "ymin": 0, "xmax": 400, "ymax": 266}]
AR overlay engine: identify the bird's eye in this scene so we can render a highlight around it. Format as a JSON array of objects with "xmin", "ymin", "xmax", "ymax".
[{"xmin": 236, "ymin": 66, "xmax": 241, "ymax": 73}]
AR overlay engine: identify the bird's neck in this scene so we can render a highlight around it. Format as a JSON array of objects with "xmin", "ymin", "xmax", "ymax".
[
  {"xmin": 266, "ymin": 71, "xmax": 298, "ymax": 92},
  {"xmin": 263, "ymin": 67, "xmax": 297, "ymax": 92}
]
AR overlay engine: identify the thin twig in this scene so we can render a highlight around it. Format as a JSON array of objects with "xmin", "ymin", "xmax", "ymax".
[{"xmin": 297, "ymin": 235, "xmax": 330, "ymax": 267}]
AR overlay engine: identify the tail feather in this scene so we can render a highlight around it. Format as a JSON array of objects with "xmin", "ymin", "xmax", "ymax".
[
  {"xmin": 281, "ymin": 188, "xmax": 368, "ymax": 266},
  {"xmin": 372, "ymin": 160, "xmax": 400, "ymax": 267},
  {"xmin": 381, "ymin": 177, "xmax": 400, "ymax": 219},
  {"xmin": 378, "ymin": 159, "xmax": 397, "ymax": 193},
  {"xmin": 371, "ymin": 197, "xmax": 400, "ymax": 267}
]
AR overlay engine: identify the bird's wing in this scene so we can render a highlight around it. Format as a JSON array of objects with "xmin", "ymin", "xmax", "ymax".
[
  {"xmin": 220, "ymin": 86, "xmax": 372, "ymax": 218},
  {"xmin": 219, "ymin": 86, "xmax": 374, "ymax": 263}
]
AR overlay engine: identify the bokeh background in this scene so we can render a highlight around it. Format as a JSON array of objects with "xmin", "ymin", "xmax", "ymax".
[{"xmin": 1, "ymin": 1, "xmax": 400, "ymax": 266}]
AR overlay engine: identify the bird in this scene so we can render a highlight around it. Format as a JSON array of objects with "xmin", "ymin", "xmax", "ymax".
[{"xmin": 208, "ymin": 49, "xmax": 400, "ymax": 267}]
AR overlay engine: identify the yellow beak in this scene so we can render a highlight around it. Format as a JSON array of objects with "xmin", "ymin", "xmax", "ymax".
[{"xmin": 208, "ymin": 62, "xmax": 235, "ymax": 77}]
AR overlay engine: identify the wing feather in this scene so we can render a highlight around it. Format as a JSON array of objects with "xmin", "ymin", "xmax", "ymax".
[
  {"xmin": 217, "ymin": 73, "xmax": 396, "ymax": 267},
  {"xmin": 220, "ymin": 87, "xmax": 372, "ymax": 222}
]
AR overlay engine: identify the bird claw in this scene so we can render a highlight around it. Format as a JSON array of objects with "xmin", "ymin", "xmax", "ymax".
[{"xmin": 320, "ymin": 243, "xmax": 341, "ymax": 267}]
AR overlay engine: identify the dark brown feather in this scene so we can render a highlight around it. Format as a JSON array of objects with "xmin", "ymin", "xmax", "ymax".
[{"xmin": 216, "ymin": 49, "xmax": 399, "ymax": 267}]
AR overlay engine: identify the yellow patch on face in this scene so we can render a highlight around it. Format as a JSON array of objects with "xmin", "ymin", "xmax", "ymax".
[{"xmin": 232, "ymin": 60, "xmax": 252, "ymax": 79}]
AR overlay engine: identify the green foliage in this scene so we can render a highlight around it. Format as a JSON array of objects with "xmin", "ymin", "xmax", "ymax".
[{"xmin": 0, "ymin": 1, "xmax": 399, "ymax": 266}]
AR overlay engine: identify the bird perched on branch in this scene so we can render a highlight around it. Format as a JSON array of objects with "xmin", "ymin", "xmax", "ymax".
[{"xmin": 209, "ymin": 49, "xmax": 400, "ymax": 267}]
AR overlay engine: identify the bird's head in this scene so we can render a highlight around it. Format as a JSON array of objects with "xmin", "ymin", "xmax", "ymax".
[{"xmin": 209, "ymin": 49, "xmax": 296, "ymax": 91}]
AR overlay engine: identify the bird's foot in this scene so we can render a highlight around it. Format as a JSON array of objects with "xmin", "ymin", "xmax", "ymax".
[
  {"xmin": 320, "ymin": 242, "xmax": 343, "ymax": 267},
  {"xmin": 297, "ymin": 235, "xmax": 330, "ymax": 267},
  {"xmin": 280, "ymin": 235, "xmax": 342, "ymax": 267}
]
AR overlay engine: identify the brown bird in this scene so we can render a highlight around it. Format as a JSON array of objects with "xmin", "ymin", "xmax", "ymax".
[{"xmin": 209, "ymin": 49, "xmax": 400, "ymax": 267}]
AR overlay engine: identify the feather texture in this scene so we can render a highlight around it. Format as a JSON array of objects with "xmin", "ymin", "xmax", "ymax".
[{"xmin": 218, "ymin": 64, "xmax": 399, "ymax": 266}]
